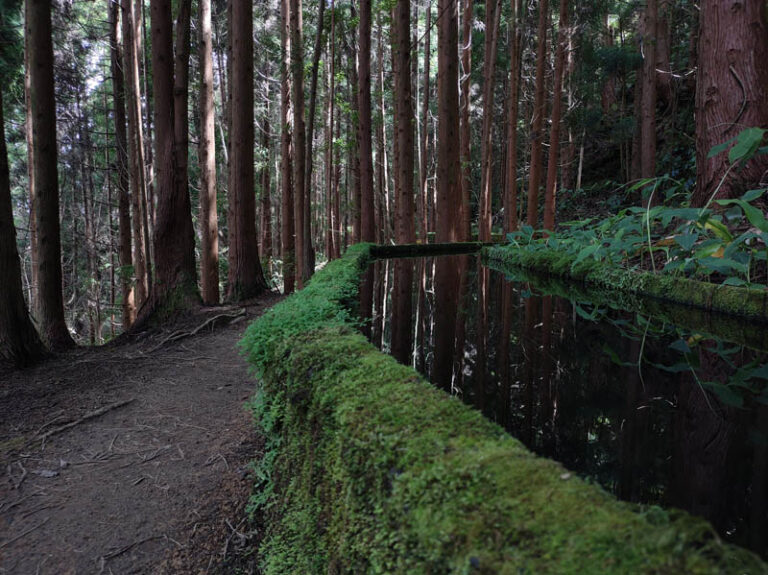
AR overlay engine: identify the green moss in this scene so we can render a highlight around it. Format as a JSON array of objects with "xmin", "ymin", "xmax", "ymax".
[
  {"xmin": 242, "ymin": 243, "xmax": 767, "ymax": 574},
  {"xmin": 485, "ymin": 245, "xmax": 768, "ymax": 321}
]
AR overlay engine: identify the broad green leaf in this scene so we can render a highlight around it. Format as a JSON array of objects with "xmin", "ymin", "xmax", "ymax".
[
  {"xmin": 715, "ymin": 198, "xmax": 768, "ymax": 232},
  {"xmin": 741, "ymin": 188, "xmax": 766, "ymax": 203},
  {"xmin": 701, "ymin": 381, "xmax": 744, "ymax": 408},
  {"xmin": 707, "ymin": 136, "xmax": 736, "ymax": 159},
  {"xmin": 674, "ymin": 232, "xmax": 698, "ymax": 251},
  {"xmin": 728, "ymin": 127, "xmax": 766, "ymax": 164}
]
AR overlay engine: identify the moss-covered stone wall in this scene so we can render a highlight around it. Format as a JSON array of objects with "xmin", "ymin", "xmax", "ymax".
[
  {"xmin": 241, "ymin": 243, "xmax": 767, "ymax": 574},
  {"xmin": 485, "ymin": 245, "xmax": 768, "ymax": 321}
]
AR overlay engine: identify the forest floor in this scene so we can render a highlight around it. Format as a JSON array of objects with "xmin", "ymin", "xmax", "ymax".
[{"xmin": 0, "ymin": 292, "xmax": 282, "ymax": 575}]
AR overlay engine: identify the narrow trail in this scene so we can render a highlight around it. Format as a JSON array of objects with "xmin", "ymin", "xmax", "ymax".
[{"xmin": 0, "ymin": 294, "xmax": 280, "ymax": 574}]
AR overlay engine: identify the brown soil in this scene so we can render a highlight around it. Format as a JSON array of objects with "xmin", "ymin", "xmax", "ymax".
[{"xmin": 0, "ymin": 293, "xmax": 281, "ymax": 574}]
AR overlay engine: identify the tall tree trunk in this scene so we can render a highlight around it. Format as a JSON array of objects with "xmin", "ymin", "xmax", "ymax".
[
  {"xmin": 0, "ymin": 86, "xmax": 45, "ymax": 368},
  {"xmin": 458, "ymin": 0, "xmax": 472, "ymax": 239},
  {"xmin": 640, "ymin": 0, "xmax": 657, "ymax": 184},
  {"xmin": 108, "ymin": 0, "xmax": 136, "ymax": 328},
  {"xmin": 479, "ymin": 0, "xmax": 502, "ymax": 241},
  {"xmin": 174, "ymin": 0, "xmax": 192, "ymax": 253},
  {"xmin": 281, "ymin": 0, "xmax": 296, "ymax": 293},
  {"xmin": 543, "ymin": 0, "xmax": 568, "ymax": 231},
  {"xmin": 419, "ymin": 2, "xmax": 432, "ymax": 241},
  {"xmin": 24, "ymin": 32, "xmax": 37, "ymax": 308},
  {"xmin": 305, "ymin": 0, "xmax": 326, "ymax": 251},
  {"xmin": 260, "ymin": 95, "xmax": 273, "ymax": 261},
  {"xmin": 325, "ymin": 0, "xmax": 337, "ymax": 259},
  {"xmin": 25, "ymin": 0, "xmax": 74, "ymax": 350},
  {"xmin": 526, "ymin": 0, "xmax": 548, "ymax": 227},
  {"xmin": 227, "ymin": 0, "xmax": 267, "ymax": 300},
  {"xmin": 504, "ymin": 0, "xmax": 523, "ymax": 232},
  {"xmin": 693, "ymin": 0, "xmax": 768, "ymax": 207},
  {"xmin": 199, "ymin": 0, "xmax": 219, "ymax": 304},
  {"xmin": 146, "ymin": 0, "xmax": 197, "ymax": 309},
  {"xmin": 656, "ymin": 0, "xmax": 672, "ymax": 107},
  {"xmin": 122, "ymin": 0, "xmax": 150, "ymax": 307},
  {"xmin": 289, "ymin": 0, "xmax": 310, "ymax": 285},
  {"xmin": 392, "ymin": 0, "xmax": 415, "ymax": 244},
  {"xmin": 358, "ymin": 0, "xmax": 375, "ymax": 242},
  {"xmin": 437, "ymin": 0, "xmax": 462, "ymax": 242},
  {"xmin": 346, "ymin": 28, "xmax": 362, "ymax": 244}
]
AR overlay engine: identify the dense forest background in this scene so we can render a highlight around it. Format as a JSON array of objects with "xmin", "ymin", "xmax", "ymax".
[{"xmin": 1, "ymin": 0, "xmax": 766, "ymax": 360}]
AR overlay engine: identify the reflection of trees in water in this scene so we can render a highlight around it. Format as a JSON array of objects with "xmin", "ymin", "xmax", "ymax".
[{"xmin": 366, "ymin": 255, "xmax": 768, "ymax": 557}]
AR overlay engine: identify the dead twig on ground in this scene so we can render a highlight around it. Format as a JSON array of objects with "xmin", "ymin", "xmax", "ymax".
[
  {"xmin": 35, "ymin": 399, "xmax": 135, "ymax": 445},
  {"xmin": 0, "ymin": 517, "xmax": 50, "ymax": 551},
  {"xmin": 144, "ymin": 309, "xmax": 246, "ymax": 354},
  {"xmin": 101, "ymin": 535, "xmax": 163, "ymax": 560}
]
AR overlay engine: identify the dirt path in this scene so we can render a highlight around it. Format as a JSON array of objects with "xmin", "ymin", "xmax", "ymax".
[{"xmin": 0, "ymin": 295, "xmax": 280, "ymax": 574}]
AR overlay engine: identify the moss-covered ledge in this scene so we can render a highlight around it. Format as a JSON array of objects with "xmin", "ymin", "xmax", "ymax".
[
  {"xmin": 241, "ymin": 243, "xmax": 767, "ymax": 574},
  {"xmin": 485, "ymin": 244, "xmax": 768, "ymax": 321}
]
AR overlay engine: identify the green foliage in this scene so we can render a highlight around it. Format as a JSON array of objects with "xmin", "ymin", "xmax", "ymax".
[{"xmin": 241, "ymin": 244, "xmax": 766, "ymax": 573}]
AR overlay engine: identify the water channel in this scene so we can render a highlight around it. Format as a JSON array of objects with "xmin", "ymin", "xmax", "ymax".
[{"xmin": 359, "ymin": 252, "xmax": 768, "ymax": 558}]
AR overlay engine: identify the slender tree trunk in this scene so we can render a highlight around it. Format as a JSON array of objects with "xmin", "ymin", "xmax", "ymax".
[
  {"xmin": 526, "ymin": 0, "xmax": 548, "ymax": 227},
  {"xmin": 459, "ymin": 0, "xmax": 473, "ymax": 239},
  {"xmin": 325, "ymin": 1, "xmax": 337, "ymax": 259},
  {"xmin": 693, "ymin": 0, "xmax": 768, "ymax": 206},
  {"xmin": 199, "ymin": 0, "xmax": 219, "ymax": 304},
  {"xmin": 24, "ymin": 33, "xmax": 37, "ymax": 308},
  {"xmin": 122, "ymin": 0, "xmax": 150, "ymax": 307},
  {"xmin": 543, "ymin": 0, "xmax": 568, "ymax": 231},
  {"xmin": 419, "ymin": 3, "xmax": 432, "ymax": 241},
  {"xmin": 26, "ymin": 0, "xmax": 74, "ymax": 350},
  {"xmin": 640, "ymin": 0, "xmax": 657, "ymax": 184},
  {"xmin": 437, "ymin": 0, "xmax": 461, "ymax": 242},
  {"xmin": 145, "ymin": 0, "xmax": 197, "ymax": 310},
  {"xmin": 281, "ymin": 0, "xmax": 296, "ymax": 293},
  {"xmin": 260, "ymin": 96, "xmax": 273, "ymax": 261},
  {"xmin": 226, "ymin": 0, "xmax": 267, "ymax": 300},
  {"xmin": 289, "ymin": 0, "xmax": 310, "ymax": 285},
  {"xmin": 346, "ymin": 28, "xmax": 362, "ymax": 244},
  {"xmin": 504, "ymin": 0, "xmax": 523, "ymax": 232},
  {"xmin": 358, "ymin": 0, "xmax": 375, "ymax": 243},
  {"xmin": 656, "ymin": 0, "xmax": 672, "ymax": 107},
  {"xmin": 0, "ymin": 86, "xmax": 45, "ymax": 368},
  {"xmin": 305, "ymin": 0, "xmax": 326, "ymax": 252},
  {"xmin": 479, "ymin": 0, "xmax": 502, "ymax": 241},
  {"xmin": 392, "ymin": 0, "xmax": 414, "ymax": 244},
  {"xmin": 108, "ymin": 0, "xmax": 136, "ymax": 328}
]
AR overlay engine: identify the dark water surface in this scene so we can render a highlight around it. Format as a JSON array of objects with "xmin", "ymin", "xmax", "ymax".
[{"xmin": 360, "ymin": 253, "xmax": 768, "ymax": 558}]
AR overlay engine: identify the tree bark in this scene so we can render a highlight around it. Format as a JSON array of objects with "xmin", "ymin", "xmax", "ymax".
[
  {"xmin": 458, "ymin": 0, "xmax": 473, "ymax": 239},
  {"xmin": 504, "ymin": 0, "xmax": 523, "ymax": 232},
  {"xmin": 122, "ymin": 0, "xmax": 150, "ymax": 307},
  {"xmin": 227, "ymin": 0, "xmax": 267, "ymax": 300},
  {"xmin": 358, "ymin": 0, "xmax": 375, "ymax": 242},
  {"xmin": 260, "ymin": 94, "xmax": 273, "ymax": 261},
  {"xmin": 0, "ymin": 86, "xmax": 45, "ymax": 368},
  {"xmin": 281, "ymin": 0, "xmax": 296, "ymax": 293},
  {"xmin": 693, "ymin": 0, "xmax": 768, "ymax": 207},
  {"xmin": 24, "ymin": 30, "xmax": 37, "ymax": 308},
  {"xmin": 325, "ymin": 0, "xmax": 337, "ymax": 259},
  {"xmin": 392, "ymin": 0, "xmax": 415, "ymax": 244},
  {"xmin": 26, "ymin": 0, "xmax": 75, "ymax": 350},
  {"xmin": 526, "ymin": 0, "xmax": 548, "ymax": 227},
  {"xmin": 146, "ymin": 0, "xmax": 197, "ymax": 308},
  {"xmin": 640, "ymin": 0, "xmax": 657, "ymax": 183},
  {"xmin": 199, "ymin": 0, "xmax": 219, "ymax": 304},
  {"xmin": 437, "ymin": 0, "xmax": 462, "ymax": 242},
  {"xmin": 108, "ymin": 0, "xmax": 136, "ymax": 328},
  {"xmin": 289, "ymin": 0, "xmax": 310, "ymax": 285},
  {"xmin": 543, "ymin": 0, "xmax": 568, "ymax": 231},
  {"xmin": 419, "ymin": 2, "xmax": 432, "ymax": 241},
  {"xmin": 305, "ymin": 0, "xmax": 326, "ymax": 248},
  {"xmin": 479, "ymin": 0, "xmax": 502, "ymax": 241}
]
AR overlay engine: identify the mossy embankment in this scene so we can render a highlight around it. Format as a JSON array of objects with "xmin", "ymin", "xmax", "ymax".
[
  {"xmin": 485, "ymin": 244, "xmax": 768, "ymax": 321},
  {"xmin": 241, "ymin": 243, "xmax": 767, "ymax": 574}
]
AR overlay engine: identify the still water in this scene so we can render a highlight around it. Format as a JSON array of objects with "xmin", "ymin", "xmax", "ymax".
[{"xmin": 360, "ymin": 253, "xmax": 768, "ymax": 558}]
